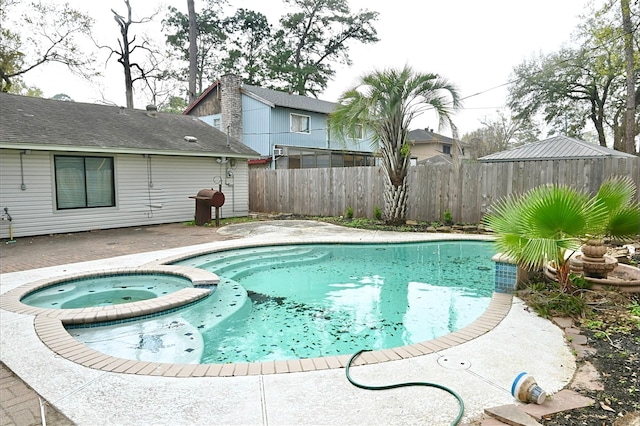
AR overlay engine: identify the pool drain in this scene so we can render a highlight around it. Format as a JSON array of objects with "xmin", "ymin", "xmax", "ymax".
[{"xmin": 437, "ymin": 356, "xmax": 471, "ymax": 370}]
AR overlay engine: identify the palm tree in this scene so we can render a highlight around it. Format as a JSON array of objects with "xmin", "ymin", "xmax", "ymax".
[
  {"xmin": 328, "ymin": 66, "xmax": 461, "ymax": 225},
  {"xmin": 484, "ymin": 176, "xmax": 640, "ymax": 290}
]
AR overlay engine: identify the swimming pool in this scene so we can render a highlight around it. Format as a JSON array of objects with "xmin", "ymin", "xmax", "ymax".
[{"xmin": 68, "ymin": 241, "xmax": 494, "ymax": 364}]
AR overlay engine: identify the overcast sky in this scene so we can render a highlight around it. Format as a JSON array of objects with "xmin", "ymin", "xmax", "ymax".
[{"xmin": 22, "ymin": 0, "xmax": 596, "ymax": 137}]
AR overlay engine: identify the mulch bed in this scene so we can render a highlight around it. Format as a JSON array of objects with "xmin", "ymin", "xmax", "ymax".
[{"xmin": 541, "ymin": 292, "xmax": 640, "ymax": 426}]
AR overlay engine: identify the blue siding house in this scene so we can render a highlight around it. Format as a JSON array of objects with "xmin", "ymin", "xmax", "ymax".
[{"xmin": 184, "ymin": 74, "xmax": 376, "ymax": 169}]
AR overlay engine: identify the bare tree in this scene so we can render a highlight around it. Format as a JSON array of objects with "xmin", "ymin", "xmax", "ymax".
[
  {"xmin": 187, "ymin": 0, "xmax": 197, "ymax": 104},
  {"xmin": 462, "ymin": 111, "xmax": 540, "ymax": 160},
  {"xmin": 0, "ymin": 0, "xmax": 95, "ymax": 93},
  {"xmin": 104, "ymin": 0, "xmax": 159, "ymax": 108}
]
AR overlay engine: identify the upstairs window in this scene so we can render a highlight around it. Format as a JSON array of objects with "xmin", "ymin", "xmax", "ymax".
[
  {"xmin": 291, "ymin": 113, "xmax": 310, "ymax": 134},
  {"xmin": 54, "ymin": 156, "xmax": 115, "ymax": 209},
  {"xmin": 442, "ymin": 144, "xmax": 452, "ymax": 155},
  {"xmin": 350, "ymin": 124, "xmax": 363, "ymax": 140}
]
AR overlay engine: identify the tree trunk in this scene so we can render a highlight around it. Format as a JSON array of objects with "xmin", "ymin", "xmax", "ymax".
[
  {"xmin": 113, "ymin": 1, "xmax": 134, "ymax": 109},
  {"xmin": 621, "ymin": 0, "xmax": 637, "ymax": 154},
  {"xmin": 383, "ymin": 173, "xmax": 408, "ymax": 225},
  {"xmin": 187, "ymin": 0, "xmax": 197, "ymax": 104}
]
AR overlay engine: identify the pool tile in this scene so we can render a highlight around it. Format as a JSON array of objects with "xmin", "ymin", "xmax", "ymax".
[
  {"xmin": 442, "ymin": 333, "xmax": 469, "ymax": 345},
  {"xmin": 135, "ymin": 362, "xmax": 162, "ymax": 375},
  {"xmin": 357, "ymin": 351, "xmax": 378, "ymax": 364},
  {"xmin": 176, "ymin": 364, "xmax": 198, "ymax": 377},
  {"xmin": 391, "ymin": 346, "xmax": 417, "ymax": 359},
  {"xmin": 218, "ymin": 363, "xmax": 235, "ymax": 377},
  {"xmin": 274, "ymin": 361, "xmax": 289, "ymax": 374},
  {"xmin": 128, "ymin": 362, "xmax": 153, "ymax": 375},
  {"xmin": 378, "ymin": 349, "xmax": 403, "ymax": 361},
  {"xmin": 65, "ymin": 347, "xmax": 95, "ymax": 362},
  {"xmin": 191, "ymin": 364, "xmax": 210, "ymax": 377},
  {"xmin": 58, "ymin": 343, "xmax": 90, "ymax": 358},
  {"xmin": 232, "ymin": 363, "xmax": 249, "ymax": 376},
  {"xmin": 428, "ymin": 338, "xmax": 453, "ymax": 350},
  {"xmin": 433, "ymin": 336, "xmax": 460, "ymax": 348},
  {"xmin": 163, "ymin": 364, "xmax": 186, "ymax": 377},
  {"xmin": 299, "ymin": 358, "xmax": 316, "ymax": 372},
  {"xmin": 287, "ymin": 359, "xmax": 302, "ymax": 373},
  {"xmin": 73, "ymin": 349, "xmax": 106, "ymax": 365},
  {"xmin": 204, "ymin": 363, "xmax": 223, "ymax": 377},
  {"xmin": 148, "ymin": 364, "xmax": 172, "ymax": 376},
  {"xmin": 414, "ymin": 341, "xmax": 441, "ymax": 353},
  {"xmin": 334, "ymin": 355, "xmax": 350, "ymax": 367},
  {"xmin": 247, "ymin": 363, "xmax": 262, "ymax": 375},
  {"xmin": 111, "ymin": 360, "xmax": 141, "ymax": 374},
  {"xmin": 101, "ymin": 357, "xmax": 132, "ymax": 372},
  {"xmin": 311, "ymin": 357, "xmax": 329, "ymax": 370},
  {"xmin": 260, "ymin": 361, "xmax": 276, "ymax": 375},
  {"xmin": 84, "ymin": 354, "xmax": 115, "ymax": 369},
  {"xmin": 366, "ymin": 350, "xmax": 389, "ymax": 363},
  {"xmin": 452, "ymin": 327, "xmax": 480, "ymax": 338}
]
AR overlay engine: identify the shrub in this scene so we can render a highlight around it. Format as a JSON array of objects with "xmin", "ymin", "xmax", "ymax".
[
  {"xmin": 444, "ymin": 209, "xmax": 453, "ymax": 225},
  {"xmin": 373, "ymin": 206, "xmax": 382, "ymax": 220},
  {"xmin": 346, "ymin": 206, "xmax": 354, "ymax": 219}
]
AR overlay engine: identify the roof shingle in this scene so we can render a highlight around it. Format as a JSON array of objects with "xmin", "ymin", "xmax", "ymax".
[
  {"xmin": 242, "ymin": 85, "xmax": 336, "ymax": 114},
  {"xmin": 0, "ymin": 93, "xmax": 259, "ymax": 158}
]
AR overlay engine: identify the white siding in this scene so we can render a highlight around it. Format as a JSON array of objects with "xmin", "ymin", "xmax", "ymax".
[{"xmin": 0, "ymin": 149, "xmax": 250, "ymax": 238}]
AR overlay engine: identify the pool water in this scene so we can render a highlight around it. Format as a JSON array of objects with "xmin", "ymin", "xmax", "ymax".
[
  {"xmin": 21, "ymin": 274, "xmax": 192, "ymax": 309},
  {"xmin": 69, "ymin": 242, "xmax": 494, "ymax": 364}
]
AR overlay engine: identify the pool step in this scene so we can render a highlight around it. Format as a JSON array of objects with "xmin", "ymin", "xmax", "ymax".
[
  {"xmin": 175, "ymin": 246, "xmax": 329, "ymax": 280},
  {"xmin": 180, "ymin": 278, "xmax": 249, "ymax": 331},
  {"xmin": 213, "ymin": 250, "xmax": 330, "ymax": 280},
  {"xmin": 173, "ymin": 246, "xmax": 317, "ymax": 269}
]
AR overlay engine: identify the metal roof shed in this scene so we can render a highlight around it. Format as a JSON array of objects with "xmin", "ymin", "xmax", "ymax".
[{"xmin": 478, "ymin": 135, "xmax": 636, "ymax": 162}]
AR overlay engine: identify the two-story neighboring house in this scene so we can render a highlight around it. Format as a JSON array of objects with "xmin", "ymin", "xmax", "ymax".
[
  {"xmin": 408, "ymin": 128, "xmax": 467, "ymax": 165},
  {"xmin": 184, "ymin": 74, "xmax": 377, "ymax": 169}
]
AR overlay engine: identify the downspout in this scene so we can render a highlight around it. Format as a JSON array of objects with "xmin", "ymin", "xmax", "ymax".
[
  {"xmin": 20, "ymin": 150, "xmax": 30, "ymax": 190},
  {"xmin": 145, "ymin": 154, "xmax": 154, "ymax": 218}
]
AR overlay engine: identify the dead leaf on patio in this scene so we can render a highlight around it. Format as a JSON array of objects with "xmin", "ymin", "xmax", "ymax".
[{"xmin": 600, "ymin": 402, "xmax": 615, "ymax": 412}]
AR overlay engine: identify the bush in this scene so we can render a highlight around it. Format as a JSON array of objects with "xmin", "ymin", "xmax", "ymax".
[
  {"xmin": 373, "ymin": 206, "xmax": 382, "ymax": 220},
  {"xmin": 444, "ymin": 209, "xmax": 453, "ymax": 225},
  {"xmin": 346, "ymin": 206, "xmax": 354, "ymax": 219}
]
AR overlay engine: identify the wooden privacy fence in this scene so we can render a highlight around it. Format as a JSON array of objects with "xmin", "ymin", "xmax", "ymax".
[{"xmin": 249, "ymin": 157, "xmax": 640, "ymax": 224}]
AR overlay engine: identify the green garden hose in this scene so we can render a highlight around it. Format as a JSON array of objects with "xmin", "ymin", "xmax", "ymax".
[{"xmin": 345, "ymin": 349, "xmax": 465, "ymax": 426}]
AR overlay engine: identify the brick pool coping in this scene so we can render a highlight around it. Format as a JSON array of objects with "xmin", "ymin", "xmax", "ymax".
[
  {"xmin": 0, "ymin": 266, "xmax": 219, "ymax": 324},
  {"xmin": 1, "ymin": 237, "xmax": 513, "ymax": 377}
]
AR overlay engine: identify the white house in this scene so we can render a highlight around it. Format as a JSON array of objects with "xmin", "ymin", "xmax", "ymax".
[{"xmin": 0, "ymin": 93, "xmax": 259, "ymax": 238}]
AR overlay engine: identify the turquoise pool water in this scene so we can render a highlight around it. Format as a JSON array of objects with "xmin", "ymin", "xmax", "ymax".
[
  {"xmin": 21, "ymin": 274, "xmax": 192, "ymax": 309},
  {"xmin": 69, "ymin": 241, "xmax": 494, "ymax": 364}
]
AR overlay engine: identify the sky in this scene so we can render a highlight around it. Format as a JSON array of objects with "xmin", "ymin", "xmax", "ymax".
[{"xmin": 21, "ymin": 0, "xmax": 596, "ymax": 138}]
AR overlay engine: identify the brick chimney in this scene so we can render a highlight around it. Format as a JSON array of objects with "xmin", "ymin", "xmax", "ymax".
[{"xmin": 220, "ymin": 74, "xmax": 243, "ymax": 143}]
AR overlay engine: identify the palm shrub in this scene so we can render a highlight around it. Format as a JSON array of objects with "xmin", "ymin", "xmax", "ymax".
[
  {"xmin": 329, "ymin": 66, "xmax": 461, "ymax": 225},
  {"xmin": 591, "ymin": 176, "xmax": 640, "ymax": 240},
  {"xmin": 484, "ymin": 176, "xmax": 639, "ymax": 290}
]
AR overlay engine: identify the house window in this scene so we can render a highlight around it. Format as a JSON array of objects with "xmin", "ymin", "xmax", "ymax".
[
  {"xmin": 291, "ymin": 113, "xmax": 310, "ymax": 134},
  {"xmin": 442, "ymin": 144, "xmax": 452, "ymax": 155},
  {"xmin": 350, "ymin": 124, "xmax": 363, "ymax": 140},
  {"xmin": 54, "ymin": 155, "xmax": 115, "ymax": 209},
  {"xmin": 212, "ymin": 118, "xmax": 222, "ymax": 130}
]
